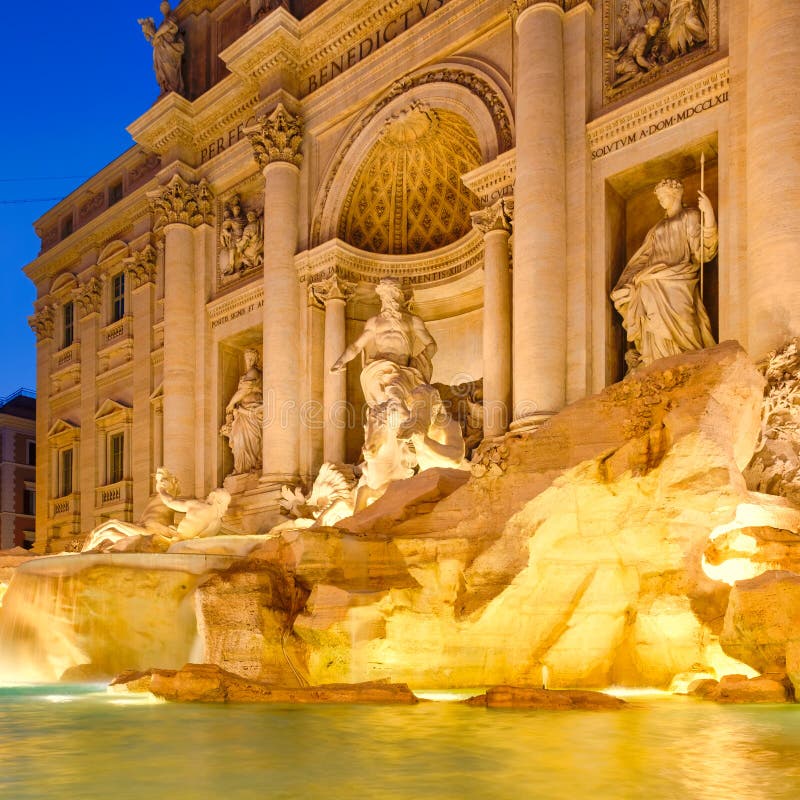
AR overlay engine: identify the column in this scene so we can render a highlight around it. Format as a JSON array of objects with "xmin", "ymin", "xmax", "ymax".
[
  {"xmin": 311, "ymin": 274, "xmax": 357, "ymax": 463},
  {"xmin": 28, "ymin": 306, "xmax": 54, "ymax": 553},
  {"xmin": 247, "ymin": 103, "xmax": 304, "ymax": 483},
  {"xmin": 128, "ymin": 245, "xmax": 157, "ymax": 518},
  {"xmin": 471, "ymin": 198, "xmax": 513, "ymax": 438},
  {"xmin": 511, "ymin": 0, "xmax": 567, "ymax": 423},
  {"xmin": 745, "ymin": 0, "xmax": 800, "ymax": 358},
  {"xmin": 149, "ymin": 175, "xmax": 214, "ymax": 495},
  {"xmin": 74, "ymin": 277, "xmax": 101, "ymax": 536}
]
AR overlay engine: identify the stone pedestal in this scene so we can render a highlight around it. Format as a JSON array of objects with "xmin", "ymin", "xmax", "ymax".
[
  {"xmin": 247, "ymin": 104, "xmax": 304, "ymax": 485},
  {"xmin": 471, "ymin": 198, "xmax": 513, "ymax": 438},
  {"xmin": 745, "ymin": 0, "xmax": 800, "ymax": 358},
  {"xmin": 511, "ymin": 1, "xmax": 567, "ymax": 423}
]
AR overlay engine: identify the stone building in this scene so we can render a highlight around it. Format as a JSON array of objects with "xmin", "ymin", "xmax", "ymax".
[
  {"xmin": 0, "ymin": 390, "xmax": 36, "ymax": 550},
  {"xmin": 23, "ymin": 0, "xmax": 799, "ymax": 552}
]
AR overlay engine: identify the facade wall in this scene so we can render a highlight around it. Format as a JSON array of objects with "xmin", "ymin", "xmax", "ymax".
[
  {"xmin": 0, "ymin": 401, "xmax": 36, "ymax": 550},
  {"xmin": 22, "ymin": 0, "xmax": 800, "ymax": 551}
]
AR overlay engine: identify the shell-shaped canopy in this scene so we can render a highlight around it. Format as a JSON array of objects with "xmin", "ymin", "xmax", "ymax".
[{"xmin": 338, "ymin": 104, "xmax": 482, "ymax": 255}]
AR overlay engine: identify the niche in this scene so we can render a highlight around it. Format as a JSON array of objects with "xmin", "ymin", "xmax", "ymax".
[{"xmin": 605, "ymin": 135, "xmax": 719, "ymax": 383}]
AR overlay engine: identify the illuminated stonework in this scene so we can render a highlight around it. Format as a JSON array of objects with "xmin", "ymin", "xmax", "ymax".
[{"xmin": 338, "ymin": 106, "xmax": 481, "ymax": 255}]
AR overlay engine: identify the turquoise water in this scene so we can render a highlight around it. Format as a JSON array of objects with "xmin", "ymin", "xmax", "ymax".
[{"xmin": 1, "ymin": 686, "xmax": 800, "ymax": 799}]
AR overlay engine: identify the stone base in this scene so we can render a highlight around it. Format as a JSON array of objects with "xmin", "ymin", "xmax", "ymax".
[{"xmin": 223, "ymin": 480, "xmax": 286, "ymax": 534}]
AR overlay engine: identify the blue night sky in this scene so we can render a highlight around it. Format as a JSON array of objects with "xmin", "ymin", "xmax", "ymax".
[{"xmin": 0, "ymin": 2, "xmax": 167, "ymax": 399}]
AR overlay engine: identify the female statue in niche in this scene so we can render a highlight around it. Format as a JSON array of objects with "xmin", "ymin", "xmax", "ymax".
[
  {"xmin": 139, "ymin": 1, "xmax": 185, "ymax": 96},
  {"xmin": 221, "ymin": 348, "xmax": 264, "ymax": 474},
  {"xmin": 611, "ymin": 177, "xmax": 717, "ymax": 369}
]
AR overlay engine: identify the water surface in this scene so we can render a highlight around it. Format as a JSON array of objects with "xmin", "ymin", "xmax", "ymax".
[{"xmin": 1, "ymin": 685, "xmax": 799, "ymax": 799}]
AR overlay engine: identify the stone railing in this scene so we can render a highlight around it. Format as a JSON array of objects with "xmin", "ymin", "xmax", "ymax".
[
  {"xmin": 100, "ymin": 316, "xmax": 132, "ymax": 348},
  {"xmin": 52, "ymin": 342, "xmax": 81, "ymax": 372},
  {"xmin": 49, "ymin": 493, "xmax": 80, "ymax": 519},
  {"xmin": 95, "ymin": 480, "xmax": 132, "ymax": 509}
]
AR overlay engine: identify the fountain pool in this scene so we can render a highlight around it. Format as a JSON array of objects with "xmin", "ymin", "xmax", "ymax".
[{"xmin": 1, "ymin": 685, "xmax": 799, "ymax": 799}]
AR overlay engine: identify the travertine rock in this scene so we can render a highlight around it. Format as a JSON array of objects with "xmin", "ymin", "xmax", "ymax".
[
  {"xmin": 111, "ymin": 663, "xmax": 418, "ymax": 704},
  {"xmin": 464, "ymin": 686, "xmax": 625, "ymax": 710},
  {"xmin": 706, "ymin": 673, "xmax": 793, "ymax": 704},
  {"xmin": 720, "ymin": 570, "xmax": 800, "ymax": 673}
]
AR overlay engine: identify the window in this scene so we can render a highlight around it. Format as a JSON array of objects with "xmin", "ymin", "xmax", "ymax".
[
  {"xmin": 22, "ymin": 487, "xmax": 35, "ymax": 516},
  {"xmin": 109, "ymin": 432, "xmax": 124, "ymax": 484},
  {"xmin": 108, "ymin": 181, "xmax": 123, "ymax": 206},
  {"xmin": 111, "ymin": 272, "xmax": 125, "ymax": 322},
  {"xmin": 26, "ymin": 440, "xmax": 35, "ymax": 466},
  {"xmin": 59, "ymin": 448, "xmax": 73, "ymax": 497},
  {"xmin": 63, "ymin": 300, "xmax": 74, "ymax": 348}
]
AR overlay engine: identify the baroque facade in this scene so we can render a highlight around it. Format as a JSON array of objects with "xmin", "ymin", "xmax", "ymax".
[{"xmin": 23, "ymin": 0, "xmax": 799, "ymax": 552}]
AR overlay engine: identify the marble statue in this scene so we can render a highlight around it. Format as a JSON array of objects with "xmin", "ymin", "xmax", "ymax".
[
  {"xmin": 611, "ymin": 177, "xmax": 717, "ymax": 369},
  {"xmin": 609, "ymin": 16, "xmax": 662, "ymax": 88},
  {"xmin": 220, "ymin": 198, "xmax": 263, "ymax": 276},
  {"xmin": 220, "ymin": 348, "xmax": 264, "ymax": 474},
  {"xmin": 157, "ymin": 483, "xmax": 231, "ymax": 540},
  {"xmin": 139, "ymin": 2, "xmax": 185, "ymax": 96},
  {"xmin": 82, "ymin": 467, "xmax": 181, "ymax": 551},
  {"xmin": 331, "ymin": 277, "xmax": 466, "ymax": 509}
]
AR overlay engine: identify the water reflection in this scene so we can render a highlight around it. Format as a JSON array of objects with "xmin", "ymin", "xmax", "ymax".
[{"xmin": 0, "ymin": 689, "xmax": 799, "ymax": 799}]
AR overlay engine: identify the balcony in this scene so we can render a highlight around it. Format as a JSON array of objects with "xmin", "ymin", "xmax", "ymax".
[
  {"xmin": 49, "ymin": 492, "xmax": 80, "ymax": 519},
  {"xmin": 95, "ymin": 480, "xmax": 133, "ymax": 513}
]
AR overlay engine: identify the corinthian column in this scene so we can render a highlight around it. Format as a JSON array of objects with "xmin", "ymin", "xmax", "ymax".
[
  {"xmin": 471, "ymin": 197, "xmax": 514, "ymax": 438},
  {"xmin": 311, "ymin": 274, "xmax": 357, "ymax": 463},
  {"xmin": 149, "ymin": 175, "xmax": 213, "ymax": 495},
  {"xmin": 247, "ymin": 103, "xmax": 303, "ymax": 483},
  {"xmin": 745, "ymin": 0, "xmax": 800, "ymax": 357},
  {"xmin": 510, "ymin": 0, "xmax": 567, "ymax": 424}
]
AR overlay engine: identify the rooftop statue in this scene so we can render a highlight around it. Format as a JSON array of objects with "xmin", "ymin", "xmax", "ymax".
[
  {"xmin": 139, "ymin": 1, "xmax": 185, "ymax": 96},
  {"xmin": 245, "ymin": 0, "xmax": 290, "ymax": 25},
  {"xmin": 220, "ymin": 348, "xmax": 264, "ymax": 475},
  {"xmin": 611, "ymin": 177, "xmax": 717, "ymax": 369},
  {"xmin": 331, "ymin": 277, "xmax": 466, "ymax": 510}
]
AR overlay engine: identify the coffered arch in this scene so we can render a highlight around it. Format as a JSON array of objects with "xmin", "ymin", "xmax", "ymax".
[{"xmin": 311, "ymin": 63, "xmax": 514, "ymax": 249}]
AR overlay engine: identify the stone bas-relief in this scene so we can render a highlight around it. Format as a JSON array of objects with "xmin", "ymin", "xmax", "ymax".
[
  {"xmin": 330, "ymin": 277, "xmax": 467, "ymax": 510},
  {"xmin": 220, "ymin": 348, "xmax": 264, "ymax": 475},
  {"xmin": 219, "ymin": 196, "xmax": 264, "ymax": 278},
  {"xmin": 611, "ymin": 177, "xmax": 717, "ymax": 369},
  {"xmin": 138, "ymin": 1, "xmax": 185, "ymax": 96},
  {"xmin": 604, "ymin": 0, "xmax": 716, "ymax": 101}
]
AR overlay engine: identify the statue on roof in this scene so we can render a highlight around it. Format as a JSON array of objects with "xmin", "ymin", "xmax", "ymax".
[
  {"xmin": 139, "ymin": 2, "xmax": 185, "ymax": 96},
  {"xmin": 245, "ymin": 0, "xmax": 290, "ymax": 25}
]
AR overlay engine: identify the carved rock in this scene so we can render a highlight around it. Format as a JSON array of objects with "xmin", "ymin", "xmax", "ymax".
[
  {"xmin": 465, "ymin": 686, "xmax": 626, "ymax": 710},
  {"xmin": 246, "ymin": 103, "xmax": 303, "ymax": 169}
]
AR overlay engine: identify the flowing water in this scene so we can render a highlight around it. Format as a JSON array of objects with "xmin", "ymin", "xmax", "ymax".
[{"xmin": 1, "ymin": 685, "xmax": 799, "ymax": 799}]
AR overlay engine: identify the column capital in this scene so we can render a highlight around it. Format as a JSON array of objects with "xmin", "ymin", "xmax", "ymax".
[
  {"xmin": 125, "ymin": 245, "xmax": 158, "ymax": 291},
  {"xmin": 74, "ymin": 277, "xmax": 103, "ymax": 319},
  {"xmin": 149, "ymin": 174, "xmax": 214, "ymax": 228},
  {"xmin": 471, "ymin": 197, "xmax": 514, "ymax": 235},
  {"xmin": 246, "ymin": 103, "xmax": 304, "ymax": 169},
  {"xmin": 309, "ymin": 273, "xmax": 357, "ymax": 307},
  {"xmin": 28, "ymin": 305, "xmax": 55, "ymax": 342}
]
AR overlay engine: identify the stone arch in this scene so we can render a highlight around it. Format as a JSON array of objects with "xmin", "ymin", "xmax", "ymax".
[{"xmin": 311, "ymin": 63, "xmax": 514, "ymax": 248}]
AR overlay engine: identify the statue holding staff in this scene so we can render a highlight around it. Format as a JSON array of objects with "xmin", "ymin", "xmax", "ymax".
[{"xmin": 611, "ymin": 177, "xmax": 717, "ymax": 368}]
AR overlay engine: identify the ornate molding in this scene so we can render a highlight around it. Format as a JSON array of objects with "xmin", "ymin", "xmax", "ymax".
[
  {"xmin": 149, "ymin": 175, "xmax": 214, "ymax": 228},
  {"xmin": 309, "ymin": 273, "xmax": 358, "ymax": 307},
  {"xmin": 509, "ymin": 0, "xmax": 564, "ymax": 23},
  {"xmin": 246, "ymin": 103, "xmax": 304, "ymax": 169},
  {"xmin": 74, "ymin": 277, "xmax": 103, "ymax": 318},
  {"xmin": 125, "ymin": 245, "xmax": 158, "ymax": 290},
  {"xmin": 471, "ymin": 197, "xmax": 514, "ymax": 235},
  {"xmin": 587, "ymin": 64, "xmax": 729, "ymax": 160},
  {"xmin": 29, "ymin": 306, "xmax": 55, "ymax": 342},
  {"xmin": 462, "ymin": 150, "xmax": 516, "ymax": 206}
]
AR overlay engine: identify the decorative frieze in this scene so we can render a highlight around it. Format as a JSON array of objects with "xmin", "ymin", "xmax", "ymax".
[
  {"xmin": 125, "ymin": 245, "xmax": 158, "ymax": 290},
  {"xmin": 74, "ymin": 277, "xmax": 103, "ymax": 318},
  {"xmin": 246, "ymin": 103, "xmax": 304, "ymax": 169},
  {"xmin": 149, "ymin": 175, "xmax": 214, "ymax": 228},
  {"xmin": 28, "ymin": 306, "xmax": 55, "ymax": 342},
  {"xmin": 588, "ymin": 64, "xmax": 729, "ymax": 161}
]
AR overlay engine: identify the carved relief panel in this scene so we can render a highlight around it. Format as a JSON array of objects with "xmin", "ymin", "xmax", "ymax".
[
  {"xmin": 603, "ymin": 0, "xmax": 718, "ymax": 104},
  {"xmin": 217, "ymin": 190, "xmax": 264, "ymax": 287}
]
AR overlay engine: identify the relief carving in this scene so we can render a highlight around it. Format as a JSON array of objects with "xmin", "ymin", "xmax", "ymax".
[
  {"xmin": 219, "ymin": 195, "xmax": 264, "ymax": 278},
  {"xmin": 29, "ymin": 306, "xmax": 55, "ymax": 342},
  {"xmin": 74, "ymin": 277, "xmax": 103, "ymax": 318},
  {"xmin": 603, "ymin": 0, "xmax": 717, "ymax": 102},
  {"xmin": 125, "ymin": 245, "xmax": 158, "ymax": 290},
  {"xmin": 470, "ymin": 197, "xmax": 514, "ymax": 235}
]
